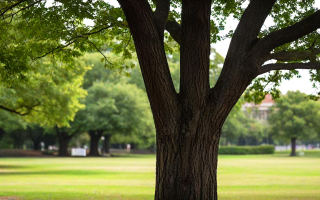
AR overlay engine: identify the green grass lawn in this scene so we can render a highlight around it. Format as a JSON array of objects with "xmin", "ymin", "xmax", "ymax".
[{"xmin": 0, "ymin": 151, "xmax": 320, "ymax": 200}]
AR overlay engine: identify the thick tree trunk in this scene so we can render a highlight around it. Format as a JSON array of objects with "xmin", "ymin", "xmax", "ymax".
[
  {"xmin": 118, "ymin": 1, "xmax": 257, "ymax": 199},
  {"xmin": 103, "ymin": 134, "xmax": 111, "ymax": 154},
  {"xmin": 0, "ymin": 128, "xmax": 5, "ymax": 142},
  {"xmin": 33, "ymin": 140, "xmax": 41, "ymax": 150},
  {"xmin": 155, "ymin": 121, "xmax": 221, "ymax": 199},
  {"xmin": 43, "ymin": 134, "xmax": 57, "ymax": 150},
  {"xmin": 290, "ymin": 137, "xmax": 297, "ymax": 156},
  {"xmin": 56, "ymin": 128, "xmax": 73, "ymax": 157},
  {"xmin": 58, "ymin": 137, "xmax": 70, "ymax": 157},
  {"xmin": 27, "ymin": 126, "xmax": 45, "ymax": 151},
  {"xmin": 89, "ymin": 136, "xmax": 100, "ymax": 156},
  {"xmin": 88, "ymin": 130, "xmax": 103, "ymax": 157}
]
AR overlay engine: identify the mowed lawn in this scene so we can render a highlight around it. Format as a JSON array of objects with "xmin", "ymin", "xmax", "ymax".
[{"xmin": 0, "ymin": 151, "xmax": 320, "ymax": 200}]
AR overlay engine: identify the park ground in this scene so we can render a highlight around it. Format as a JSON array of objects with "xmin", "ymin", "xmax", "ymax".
[{"xmin": 0, "ymin": 151, "xmax": 320, "ymax": 200}]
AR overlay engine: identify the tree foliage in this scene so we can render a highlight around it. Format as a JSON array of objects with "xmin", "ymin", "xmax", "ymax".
[
  {"xmin": 222, "ymin": 99, "xmax": 265, "ymax": 145},
  {"xmin": 0, "ymin": 57, "xmax": 89, "ymax": 126},
  {"xmin": 3, "ymin": 0, "xmax": 320, "ymax": 198},
  {"xmin": 269, "ymin": 91, "xmax": 320, "ymax": 142},
  {"xmin": 81, "ymin": 80, "xmax": 155, "ymax": 153},
  {"xmin": 269, "ymin": 91, "xmax": 320, "ymax": 155}
]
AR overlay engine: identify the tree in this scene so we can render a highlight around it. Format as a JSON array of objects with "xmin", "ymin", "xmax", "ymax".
[
  {"xmin": 0, "ymin": 57, "xmax": 88, "ymax": 154},
  {"xmin": 52, "ymin": 110, "xmax": 88, "ymax": 156},
  {"xmin": 0, "ymin": 57, "xmax": 89, "ymax": 127},
  {"xmin": 54, "ymin": 125, "xmax": 79, "ymax": 156},
  {"xmin": 0, "ymin": 110, "xmax": 26, "ymax": 148},
  {"xmin": 81, "ymin": 81, "xmax": 154, "ymax": 156},
  {"xmin": 81, "ymin": 53, "xmax": 155, "ymax": 155},
  {"xmin": 222, "ymin": 101, "xmax": 265, "ymax": 146},
  {"xmin": 268, "ymin": 91, "xmax": 320, "ymax": 156},
  {"xmin": 3, "ymin": 0, "xmax": 320, "ymax": 199},
  {"xmin": 25, "ymin": 124, "xmax": 45, "ymax": 150}
]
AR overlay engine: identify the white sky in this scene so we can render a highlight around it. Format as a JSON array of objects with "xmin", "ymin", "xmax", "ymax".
[{"xmin": 104, "ymin": 0, "xmax": 320, "ymax": 95}]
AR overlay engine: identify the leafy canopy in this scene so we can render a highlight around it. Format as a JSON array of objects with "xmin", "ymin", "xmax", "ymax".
[
  {"xmin": 2, "ymin": 0, "xmax": 320, "ymax": 101},
  {"xmin": 0, "ymin": 57, "xmax": 89, "ymax": 127},
  {"xmin": 268, "ymin": 91, "xmax": 320, "ymax": 141}
]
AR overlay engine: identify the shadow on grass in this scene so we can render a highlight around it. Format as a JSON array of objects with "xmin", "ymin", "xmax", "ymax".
[
  {"xmin": 2, "ymin": 191, "xmax": 154, "ymax": 200},
  {"xmin": 0, "ymin": 170, "xmax": 115, "ymax": 176},
  {"xmin": 0, "ymin": 170, "xmax": 152, "ymax": 179},
  {"xmin": 110, "ymin": 153, "xmax": 155, "ymax": 158},
  {"xmin": 0, "ymin": 164, "xmax": 27, "ymax": 169}
]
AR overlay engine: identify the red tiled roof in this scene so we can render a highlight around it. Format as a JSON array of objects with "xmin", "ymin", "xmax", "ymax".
[{"xmin": 261, "ymin": 94, "xmax": 274, "ymax": 104}]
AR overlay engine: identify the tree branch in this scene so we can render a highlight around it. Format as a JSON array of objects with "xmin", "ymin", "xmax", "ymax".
[
  {"xmin": 165, "ymin": 19, "xmax": 181, "ymax": 44},
  {"xmin": 0, "ymin": 0, "xmax": 28, "ymax": 17},
  {"xmin": 259, "ymin": 62, "xmax": 320, "ymax": 75},
  {"xmin": 1, "ymin": 0, "xmax": 43, "ymax": 20},
  {"xmin": 86, "ymin": 39, "xmax": 112, "ymax": 65},
  {"xmin": 29, "ymin": 25, "xmax": 112, "ymax": 65},
  {"xmin": 154, "ymin": 0, "xmax": 170, "ymax": 37},
  {"xmin": 263, "ymin": 49, "xmax": 320, "ymax": 63},
  {"xmin": 228, "ymin": 0, "xmax": 276, "ymax": 54},
  {"xmin": 0, "ymin": 105, "xmax": 30, "ymax": 115},
  {"xmin": 117, "ymin": 0, "xmax": 180, "ymax": 123},
  {"xmin": 259, "ymin": 10, "xmax": 320, "ymax": 54}
]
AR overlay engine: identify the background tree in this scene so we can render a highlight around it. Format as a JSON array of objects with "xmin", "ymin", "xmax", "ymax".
[
  {"xmin": 82, "ymin": 53, "xmax": 155, "ymax": 155},
  {"xmin": 0, "ymin": 57, "xmax": 89, "ymax": 127},
  {"xmin": 3, "ymin": 0, "xmax": 320, "ymax": 198},
  {"xmin": 81, "ymin": 81, "xmax": 154, "ymax": 156},
  {"xmin": 221, "ymin": 100, "xmax": 246, "ymax": 145},
  {"xmin": 25, "ymin": 124, "xmax": 45, "ymax": 150},
  {"xmin": 222, "ymin": 101, "xmax": 265, "ymax": 146},
  {"xmin": 0, "ymin": 56, "xmax": 88, "ymax": 153},
  {"xmin": 52, "ymin": 110, "xmax": 88, "ymax": 157},
  {"xmin": 237, "ymin": 117, "xmax": 265, "ymax": 146},
  {"xmin": 269, "ymin": 91, "xmax": 320, "ymax": 156},
  {"xmin": 54, "ymin": 125, "xmax": 79, "ymax": 157},
  {"xmin": 0, "ymin": 110, "xmax": 26, "ymax": 149}
]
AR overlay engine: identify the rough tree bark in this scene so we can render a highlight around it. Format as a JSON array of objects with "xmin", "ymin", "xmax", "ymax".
[
  {"xmin": 290, "ymin": 137, "xmax": 297, "ymax": 157},
  {"xmin": 117, "ymin": 0, "xmax": 320, "ymax": 199},
  {"xmin": 88, "ymin": 130, "xmax": 103, "ymax": 157}
]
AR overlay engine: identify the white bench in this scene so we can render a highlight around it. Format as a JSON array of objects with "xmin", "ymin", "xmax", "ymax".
[{"xmin": 71, "ymin": 148, "xmax": 86, "ymax": 157}]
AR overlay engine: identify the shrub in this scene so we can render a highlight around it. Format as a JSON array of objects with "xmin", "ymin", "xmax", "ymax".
[{"xmin": 218, "ymin": 145, "xmax": 275, "ymax": 155}]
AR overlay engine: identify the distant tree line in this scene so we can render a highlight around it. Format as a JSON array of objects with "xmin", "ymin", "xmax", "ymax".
[
  {"xmin": 1, "ymin": 52, "xmax": 320, "ymax": 157},
  {"xmin": 0, "ymin": 53, "xmax": 155, "ymax": 156}
]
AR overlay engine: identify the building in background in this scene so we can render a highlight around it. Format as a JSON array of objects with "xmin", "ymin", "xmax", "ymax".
[{"xmin": 242, "ymin": 94, "xmax": 275, "ymax": 122}]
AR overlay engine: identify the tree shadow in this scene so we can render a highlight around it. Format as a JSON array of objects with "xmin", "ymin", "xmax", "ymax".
[
  {"xmin": 0, "ymin": 164, "xmax": 26, "ymax": 169},
  {"xmin": 0, "ymin": 169, "xmax": 108, "ymax": 176},
  {"xmin": 0, "ymin": 170, "xmax": 148, "ymax": 177},
  {"xmin": 1, "ymin": 191, "xmax": 153, "ymax": 200}
]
